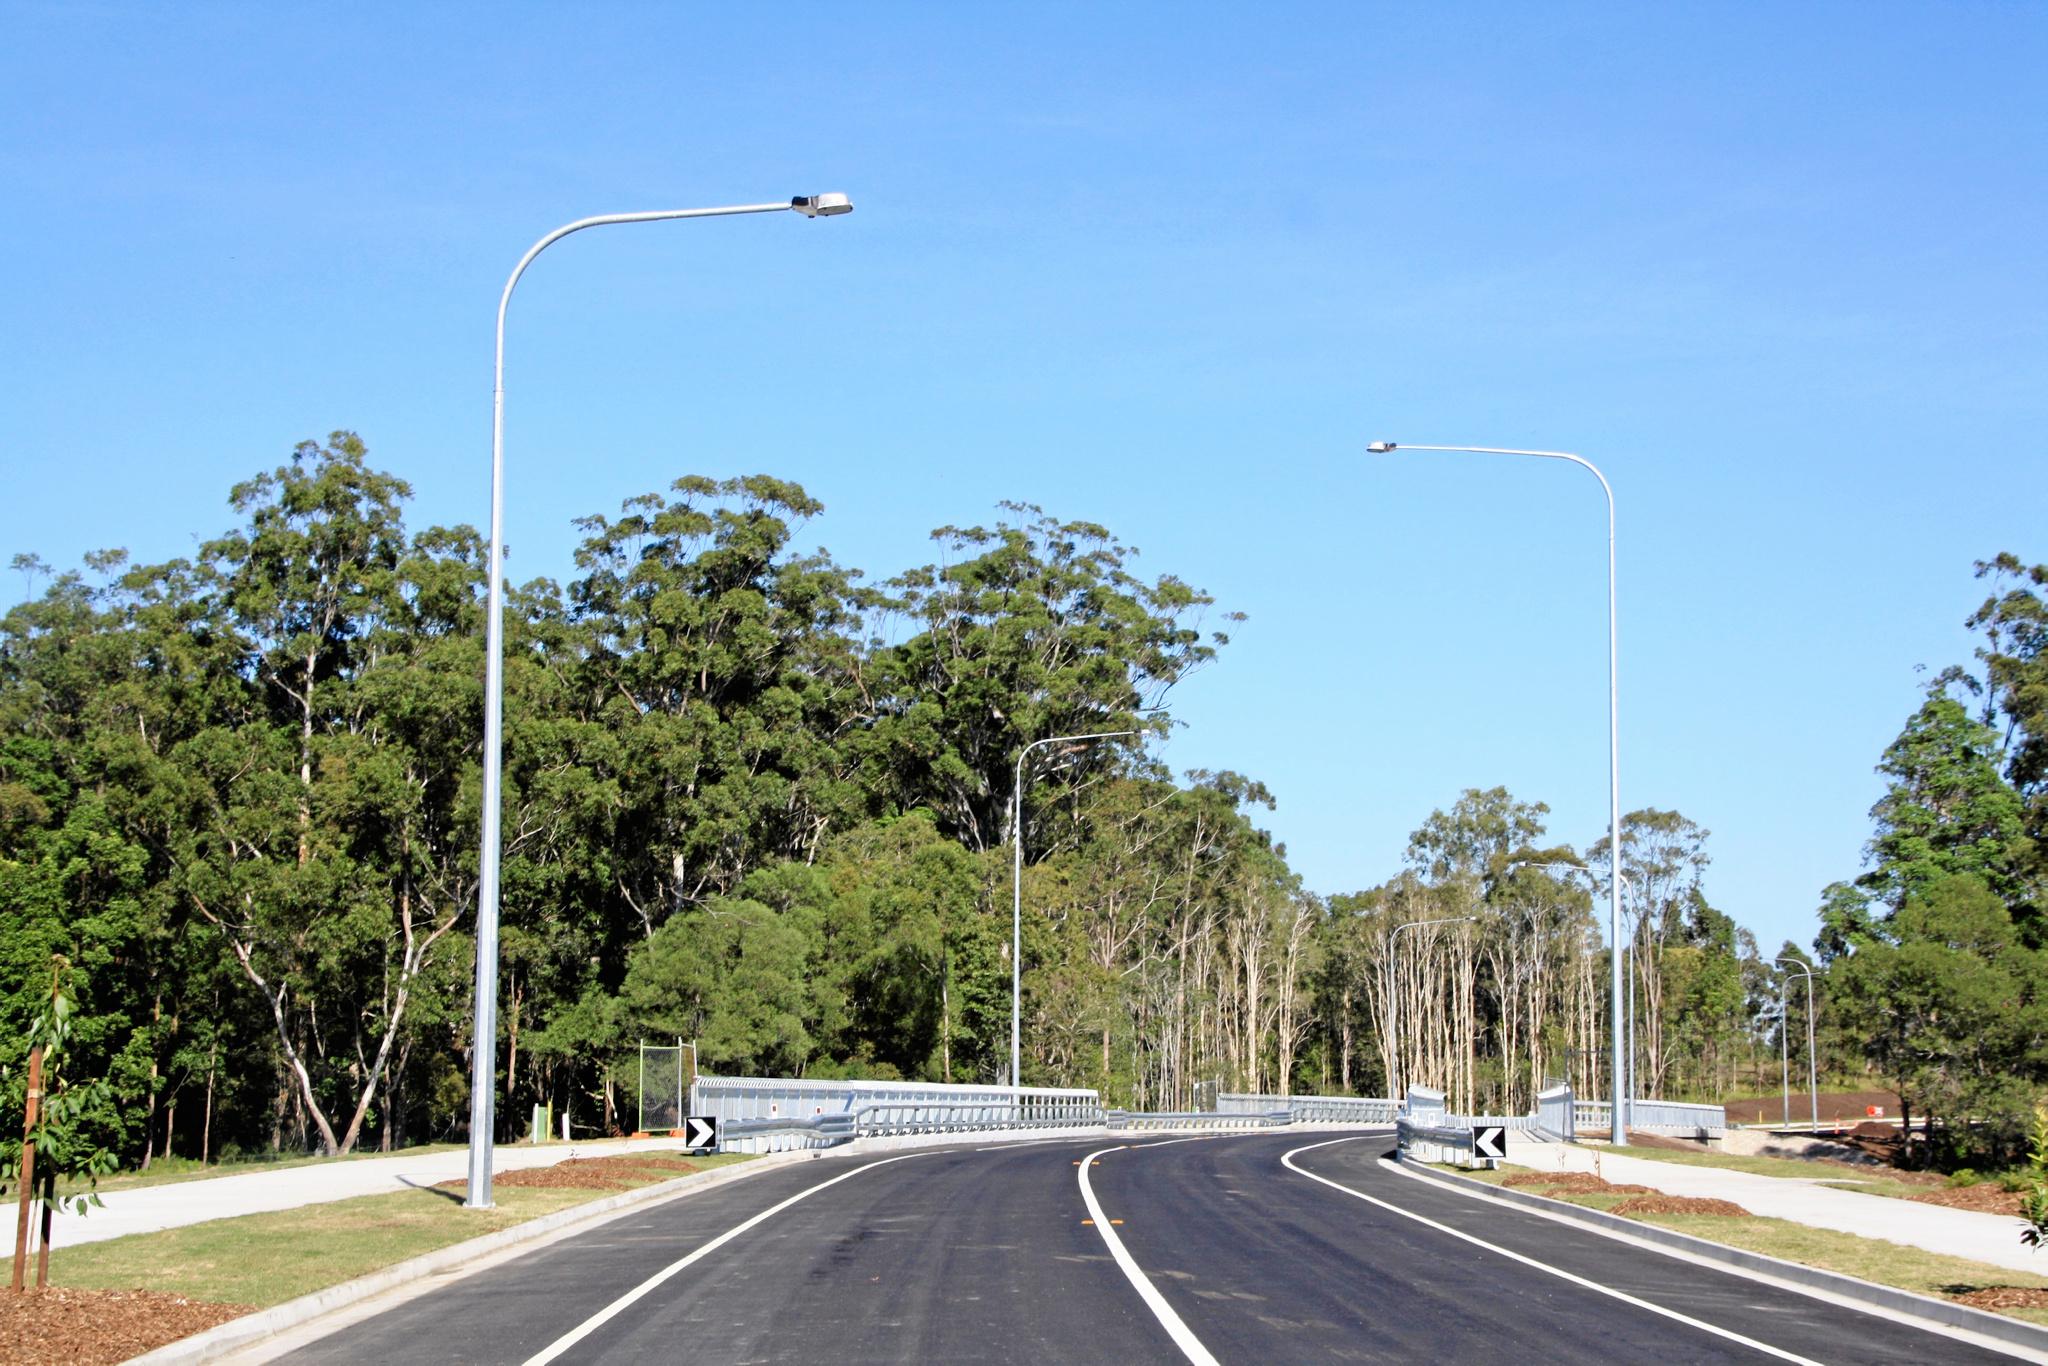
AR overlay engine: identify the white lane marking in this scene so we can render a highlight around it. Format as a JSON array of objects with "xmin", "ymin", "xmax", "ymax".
[
  {"xmin": 1281, "ymin": 1138, "xmax": 1822, "ymax": 1366},
  {"xmin": 1377, "ymin": 1155, "xmax": 2048, "ymax": 1364},
  {"xmin": 1077, "ymin": 1144, "xmax": 1221, "ymax": 1366},
  {"xmin": 522, "ymin": 1154, "xmax": 921, "ymax": 1365}
]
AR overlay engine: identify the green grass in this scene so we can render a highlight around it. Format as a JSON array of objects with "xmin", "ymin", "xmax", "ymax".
[
  {"xmin": 1449, "ymin": 1163, "xmax": 2048, "ymax": 1324},
  {"xmin": 1584, "ymin": 1142, "xmax": 1880, "ymax": 1182},
  {"xmin": 75, "ymin": 1141, "xmax": 472, "ymax": 1195},
  {"xmin": 6, "ymin": 1152, "xmax": 752, "ymax": 1308}
]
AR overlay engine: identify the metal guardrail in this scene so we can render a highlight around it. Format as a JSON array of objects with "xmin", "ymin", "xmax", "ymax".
[
  {"xmin": 718, "ymin": 1097, "xmax": 1109, "ymax": 1152},
  {"xmin": 1573, "ymin": 1098, "xmax": 1726, "ymax": 1137},
  {"xmin": 1107, "ymin": 1110, "xmax": 1291, "ymax": 1131},
  {"xmin": 1395, "ymin": 1115, "xmax": 1498, "ymax": 1170},
  {"xmin": 1216, "ymin": 1093, "xmax": 1399, "ymax": 1124}
]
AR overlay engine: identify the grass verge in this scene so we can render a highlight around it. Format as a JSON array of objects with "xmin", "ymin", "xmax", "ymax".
[
  {"xmin": 5, "ymin": 1152, "xmax": 751, "ymax": 1309},
  {"xmin": 1450, "ymin": 1163, "xmax": 2048, "ymax": 1327}
]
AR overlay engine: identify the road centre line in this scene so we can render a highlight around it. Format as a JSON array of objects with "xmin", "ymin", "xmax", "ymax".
[
  {"xmin": 1076, "ymin": 1143, "xmax": 1221, "ymax": 1366},
  {"xmin": 1280, "ymin": 1138, "xmax": 1821, "ymax": 1366},
  {"xmin": 521, "ymin": 1153, "xmax": 923, "ymax": 1366}
]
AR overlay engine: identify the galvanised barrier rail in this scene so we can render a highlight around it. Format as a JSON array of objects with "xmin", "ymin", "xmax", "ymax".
[
  {"xmin": 1395, "ymin": 1115, "xmax": 1497, "ymax": 1170},
  {"xmin": 695, "ymin": 1075, "xmax": 1102, "ymax": 1151},
  {"xmin": 1216, "ymin": 1093, "xmax": 1399, "ymax": 1124},
  {"xmin": 1537, "ymin": 1083, "xmax": 1574, "ymax": 1141},
  {"xmin": 1107, "ymin": 1110, "xmax": 1291, "ymax": 1132},
  {"xmin": 1576, "ymin": 1098, "xmax": 1727, "ymax": 1138}
]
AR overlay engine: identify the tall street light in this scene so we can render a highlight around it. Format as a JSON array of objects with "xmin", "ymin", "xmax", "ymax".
[
  {"xmin": 1370, "ymin": 441, "xmax": 1626, "ymax": 1144},
  {"xmin": 1387, "ymin": 916, "xmax": 1477, "ymax": 1100},
  {"xmin": 466, "ymin": 193, "xmax": 854, "ymax": 1210},
  {"xmin": 1775, "ymin": 957, "xmax": 1819, "ymax": 1133},
  {"xmin": 1011, "ymin": 731, "xmax": 1135, "ymax": 1095}
]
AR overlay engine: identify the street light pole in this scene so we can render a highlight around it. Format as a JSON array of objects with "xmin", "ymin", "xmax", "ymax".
[
  {"xmin": 1776, "ymin": 958, "xmax": 1818, "ymax": 1132},
  {"xmin": 466, "ymin": 193, "xmax": 853, "ymax": 1211},
  {"xmin": 1387, "ymin": 916, "xmax": 1477, "ymax": 1100},
  {"xmin": 1371, "ymin": 441, "xmax": 1626, "ymax": 1144},
  {"xmin": 1011, "ymin": 730, "xmax": 1136, "ymax": 1096}
]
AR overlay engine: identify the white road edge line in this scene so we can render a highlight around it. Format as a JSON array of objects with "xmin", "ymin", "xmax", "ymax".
[
  {"xmin": 521, "ymin": 1153, "xmax": 922, "ymax": 1365},
  {"xmin": 1077, "ymin": 1143, "xmax": 1221, "ymax": 1366},
  {"xmin": 1280, "ymin": 1138, "xmax": 1822, "ymax": 1366},
  {"xmin": 1375, "ymin": 1151, "xmax": 2048, "ymax": 1365}
]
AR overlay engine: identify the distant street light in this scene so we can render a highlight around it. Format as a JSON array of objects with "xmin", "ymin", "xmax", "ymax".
[
  {"xmin": 1775, "ymin": 957, "xmax": 1819, "ymax": 1133},
  {"xmin": 1011, "ymin": 731, "xmax": 1136, "ymax": 1094},
  {"xmin": 466, "ymin": 194, "xmax": 854, "ymax": 1211},
  {"xmin": 1387, "ymin": 916, "xmax": 1477, "ymax": 1099},
  {"xmin": 1372, "ymin": 441, "xmax": 1626, "ymax": 1144}
]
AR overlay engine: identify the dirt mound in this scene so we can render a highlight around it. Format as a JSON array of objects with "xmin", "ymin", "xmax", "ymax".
[
  {"xmin": 1502, "ymin": 1171, "xmax": 1654, "ymax": 1196},
  {"xmin": 1851, "ymin": 1121, "xmax": 1900, "ymax": 1139},
  {"xmin": 1951, "ymin": 1287, "xmax": 2048, "ymax": 1311},
  {"xmin": 0, "ymin": 1286, "xmax": 249, "ymax": 1364},
  {"xmin": 436, "ymin": 1153, "xmax": 699, "ymax": 1191},
  {"xmin": 1609, "ymin": 1194, "xmax": 1751, "ymax": 1217}
]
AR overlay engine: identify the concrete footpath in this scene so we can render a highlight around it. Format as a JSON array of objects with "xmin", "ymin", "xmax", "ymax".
[
  {"xmin": 1506, "ymin": 1135, "xmax": 2047, "ymax": 1276},
  {"xmin": 44, "ymin": 1136, "xmax": 704, "ymax": 1248}
]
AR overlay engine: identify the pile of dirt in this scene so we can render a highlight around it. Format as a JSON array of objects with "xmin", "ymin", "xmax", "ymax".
[
  {"xmin": 1502, "ymin": 1172, "xmax": 1655, "ymax": 1196},
  {"xmin": 437, "ymin": 1154, "xmax": 699, "ymax": 1192},
  {"xmin": 1907, "ymin": 1185, "xmax": 2025, "ymax": 1217},
  {"xmin": 1608, "ymin": 1194, "xmax": 1752, "ymax": 1217},
  {"xmin": 0, "ymin": 1287, "xmax": 249, "ymax": 1365},
  {"xmin": 1950, "ymin": 1287, "xmax": 2048, "ymax": 1311},
  {"xmin": 1850, "ymin": 1120, "xmax": 1901, "ymax": 1139}
]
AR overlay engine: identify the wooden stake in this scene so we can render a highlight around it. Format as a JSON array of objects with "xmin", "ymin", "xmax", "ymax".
[{"xmin": 10, "ymin": 1045, "xmax": 41, "ymax": 1293}]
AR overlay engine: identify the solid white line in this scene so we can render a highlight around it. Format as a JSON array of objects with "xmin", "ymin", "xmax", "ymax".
[
  {"xmin": 521, "ymin": 1154, "xmax": 921, "ymax": 1365},
  {"xmin": 1280, "ymin": 1138, "xmax": 1822, "ymax": 1366},
  {"xmin": 1077, "ymin": 1144, "xmax": 1221, "ymax": 1366}
]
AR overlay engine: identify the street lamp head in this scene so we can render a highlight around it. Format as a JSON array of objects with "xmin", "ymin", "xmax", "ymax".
[
  {"xmin": 1366, "ymin": 441, "xmax": 1397, "ymax": 453},
  {"xmin": 792, "ymin": 192, "xmax": 853, "ymax": 218}
]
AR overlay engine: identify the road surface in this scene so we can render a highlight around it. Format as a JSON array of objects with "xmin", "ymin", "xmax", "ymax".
[{"xmin": 274, "ymin": 1131, "xmax": 2027, "ymax": 1364}]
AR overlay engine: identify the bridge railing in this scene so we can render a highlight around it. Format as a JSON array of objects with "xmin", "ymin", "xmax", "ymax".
[
  {"xmin": 1216, "ymin": 1093, "xmax": 1399, "ymax": 1124},
  {"xmin": 1576, "ymin": 1098, "xmax": 1726, "ymax": 1138},
  {"xmin": 696, "ymin": 1076, "xmax": 1104, "ymax": 1153},
  {"xmin": 1107, "ymin": 1110, "xmax": 1291, "ymax": 1132}
]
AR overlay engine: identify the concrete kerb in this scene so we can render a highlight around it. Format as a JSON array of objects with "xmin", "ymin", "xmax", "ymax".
[
  {"xmin": 1393, "ymin": 1151, "xmax": 2048, "ymax": 1360},
  {"xmin": 128, "ymin": 1148, "xmax": 825, "ymax": 1366}
]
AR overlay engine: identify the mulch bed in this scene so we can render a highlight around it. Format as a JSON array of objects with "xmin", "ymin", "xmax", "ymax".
[
  {"xmin": 0, "ymin": 1287, "xmax": 250, "ymax": 1365},
  {"xmin": 436, "ymin": 1153, "xmax": 700, "ymax": 1192},
  {"xmin": 1905, "ymin": 1185, "xmax": 2025, "ymax": 1217},
  {"xmin": 1608, "ymin": 1195, "xmax": 1752, "ymax": 1217},
  {"xmin": 1951, "ymin": 1287, "xmax": 2048, "ymax": 1310}
]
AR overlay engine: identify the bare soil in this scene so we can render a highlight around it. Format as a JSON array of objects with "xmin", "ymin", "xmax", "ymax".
[
  {"xmin": 1720, "ymin": 1088, "xmax": 1902, "ymax": 1126},
  {"xmin": 0, "ymin": 1287, "xmax": 249, "ymax": 1365},
  {"xmin": 435, "ymin": 1153, "xmax": 700, "ymax": 1192},
  {"xmin": 1609, "ymin": 1194, "xmax": 1753, "ymax": 1217}
]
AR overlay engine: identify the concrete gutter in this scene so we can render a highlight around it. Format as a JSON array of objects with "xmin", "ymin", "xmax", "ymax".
[
  {"xmin": 129, "ymin": 1149, "xmax": 823, "ymax": 1365},
  {"xmin": 1396, "ymin": 1152, "xmax": 2048, "ymax": 1360}
]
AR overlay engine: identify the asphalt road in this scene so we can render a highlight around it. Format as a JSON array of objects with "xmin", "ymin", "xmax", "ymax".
[{"xmin": 278, "ymin": 1132, "xmax": 2029, "ymax": 1364}]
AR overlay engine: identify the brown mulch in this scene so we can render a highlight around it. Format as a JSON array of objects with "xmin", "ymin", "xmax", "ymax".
[
  {"xmin": 1609, "ymin": 1194, "xmax": 1752, "ymax": 1217},
  {"xmin": 1502, "ymin": 1172, "xmax": 1655, "ymax": 1195},
  {"xmin": 1905, "ymin": 1185, "xmax": 2025, "ymax": 1217},
  {"xmin": 1952, "ymin": 1287, "xmax": 2048, "ymax": 1310},
  {"xmin": 0, "ymin": 1286, "xmax": 250, "ymax": 1365},
  {"xmin": 436, "ymin": 1154, "xmax": 700, "ymax": 1192}
]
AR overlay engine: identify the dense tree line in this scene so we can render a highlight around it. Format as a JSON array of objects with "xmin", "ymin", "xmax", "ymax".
[
  {"xmin": 1814, "ymin": 554, "xmax": 2048, "ymax": 1164},
  {"xmin": 4, "ymin": 434, "xmax": 1809, "ymax": 1166}
]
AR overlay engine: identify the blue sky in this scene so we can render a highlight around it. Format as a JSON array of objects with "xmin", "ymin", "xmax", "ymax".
[{"xmin": 5, "ymin": 3, "xmax": 2043, "ymax": 956}]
